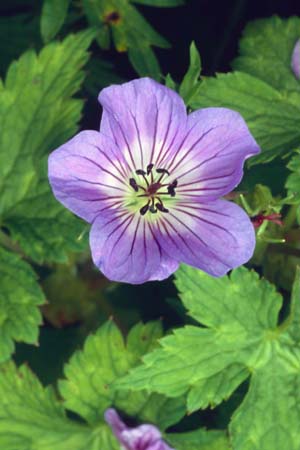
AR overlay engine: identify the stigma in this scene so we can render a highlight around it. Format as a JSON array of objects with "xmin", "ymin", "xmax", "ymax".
[{"xmin": 129, "ymin": 163, "xmax": 177, "ymax": 216}]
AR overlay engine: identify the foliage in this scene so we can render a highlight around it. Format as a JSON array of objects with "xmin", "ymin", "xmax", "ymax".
[
  {"xmin": 1, "ymin": 4, "xmax": 300, "ymax": 450},
  {"xmin": 116, "ymin": 266, "xmax": 300, "ymax": 450}
]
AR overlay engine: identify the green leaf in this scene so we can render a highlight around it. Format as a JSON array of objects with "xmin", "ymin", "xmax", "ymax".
[
  {"xmin": 190, "ymin": 71, "xmax": 300, "ymax": 165},
  {"xmin": 179, "ymin": 41, "xmax": 202, "ymax": 104},
  {"xmin": 233, "ymin": 16, "xmax": 300, "ymax": 92},
  {"xmin": 0, "ymin": 361, "xmax": 119, "ymax": 449},
  {"xmin": 231, "ymin": 271, "xmax": 300, "ymax": 450},
  {"xmin": 0, "ymin": 341, "xmax": 217, "ymax": 450},
  {"xmin": 59, "ymin": 320, "xmax": 185, "ymax": 429},
  {"xmin": 82, "ymin": 0, "xmax": 170, "ymax": 78},
  {"xmin": 286, "ymin": 153, "xmax": 300, "ymax": 202},
  {"xmin": 166, "ymin": 428, "xmax": 230, "ymax": 450},
  {"xmin": 0, "ymin": 31, "xmax": 93, "ymax": 263},
  {"xmin": 4, "ymin": 160, "xmax": 87, "ymax": 264},
  {"xmin": 0, "ymin": 247, "xmax": 44, "ymax": 362},
  {"xmin": 285, "ymin": 154, "xmax": 300, "ymax": 223},
  {"xmin": 116, "ymin": 266, "xmax": 300, "ymax": 450},
  {"xmin": 132, "ymin": 0, "xmax": 184, "ymax": 6},
  {"xmin": 165, "ymin": 73, "xmax": 177, "ymax": 90},
  {"xmin": 128, "ymin": 42, "xmax": 161, "ymax": 79},
  {"xmin": 40, "ymin": 0, "xmax": 71, "ymax": 43}
]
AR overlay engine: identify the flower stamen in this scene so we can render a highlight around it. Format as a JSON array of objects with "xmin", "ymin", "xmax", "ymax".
[{"xmin": 130, "ymin": 164, "xmax": 177, "ymax": 216}]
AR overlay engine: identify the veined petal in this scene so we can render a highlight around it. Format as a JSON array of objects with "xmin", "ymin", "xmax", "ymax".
[
  {"xmin": 90, "ymin": 211, "xmax": 179, "ymax": 284},
  {"xmin": 291, "ymin": 39, "xmax": 300, "ymax": 79},
  {"xmin": 154, "ymin": 199, "xmax": 255, "ymax": 277},
  {"xmin": 98, "ymin": 77, "xmax": 187, "ymax": 171},
  {"xmin": 105, "ymin": 409, "xmax": 174, "ymax": 450},
  {"xmin": 48, "ymin": 130, "xmax": 129, "ymax": 223},
  {"xmin": 166, "ymin": 108, "xmax": 260, "ymax": 201}
]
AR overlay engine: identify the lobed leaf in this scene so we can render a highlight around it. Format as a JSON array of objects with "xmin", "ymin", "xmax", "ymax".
[
  {"xmin": 0, "ymin": 247, "xmax": 44, "ymax": 362},
  {"xmin": 166, "ymin": 428, "xmax": 230, "ymax": 450},
  {"xmin": 0, "ymin": 361, "xmax": 119, "ymax": 449},
  {"xmin": 190, "ymin": 71, "xmax": 300, "ymax": 166},
  {"xmin": 59, "ymin": 320, "xmax": 186, "ymax": 429},
  {"xmin": 233, "ymin": 16, "xmax": 300, "ymax": 92},
  {"xmin": 82, "ymin": 0, "xmax": 172, "ymax": 78},
  {"xmin": 40, "ymin": 0, "xmax": 71, "ymax": 43},
  {"xmin": 0, "ymin": 31, "xmax": 93, "ymax": 263},
  {"xmin": 116, "ymin": 266, "xmax": 300, "ymax": 450},
  {"xmin": 179, "ymin": 41, "xmax": 202, "ymax": 104},
  {"xmin": 285, "ymin": 154, "xmax": 300, "ymax": 224}
]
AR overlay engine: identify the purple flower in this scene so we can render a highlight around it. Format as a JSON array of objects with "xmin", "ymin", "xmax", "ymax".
[
  {"xmin": 291, "ymin": 39, "xmax": 300, "ymax": 79},
  {"xmin": 104, "ymin": 408, "xmax": 174, "ymax": 450},
  {"xmin": 48, "ymin": 78, "xmax": 259, "ymax": 284}
]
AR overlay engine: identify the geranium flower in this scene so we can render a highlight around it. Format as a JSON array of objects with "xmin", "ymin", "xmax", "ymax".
[
  {"xmin": 48, "ymin": 78, "xmax": 259, "ymax": 284},
  {"xmin": 291, "ymin": 39, "xmax": 300, "ymax": 79},
  {"xmin": 104, "ymin": 408, "xmax": 174, "ymax": 450}
]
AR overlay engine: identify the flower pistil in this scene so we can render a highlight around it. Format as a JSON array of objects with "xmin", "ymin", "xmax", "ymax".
[{"xmin": 129, "ymin": 163, "xmax": 178, "ymax": 216}]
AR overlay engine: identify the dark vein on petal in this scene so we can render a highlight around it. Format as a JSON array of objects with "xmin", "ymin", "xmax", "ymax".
[
  {"xmin": 158, "ymin": 217, "xmax": 200, "ymax": 260},
  {"xmin": 105, "ymin": 109, "xmax": 137, "ymax": 170},
  {"xmin": 149, "ymin": 95, "xmax": 159, "ymax": 165},
  {"xmin": 178, "ymin": 170, "xmax": 236, "ymax": 188},
  {"xmin": 130, "ymin": 216, "xmax": 141, "ymax": 255},
  {"xmin": 168, "ymin": 212, "xmax": 209, "ymax": 248},
  {"xmin": 91, "ymin": 143, "xmax": 128, "ymax": 179},
  {"xmin": 161, "ymin": 119, "xmax": 202, "ymax": 170},
  {"xmin": 93, "ymin": 200, "xmax": 124, "ymax": 215},
  {"xmin": 100, "ymin": 210, "xmax": 130, "ymax": 230},
  {"xmin": 107, "ymin": 216, "xmax": 135, "ymax": 266},
  {"xmin": 148, "ymin": 222, "xmax": 162, "ymax": 258},
  {"xmin": 173, "ymin": 207, "xmax": 238, "ymax": 242},
  {"xmin": 175, "ymin": 141, "xmax": 239, "ymax": 181},
  {"xmin": 175, "ymin": 203, "xmax": 232, "ymax": 218},
  {"xmin": 129, "ymin": 109, "xmax": 144, "ymax": 169},
  {"xmin": 72, "ymin": 176, "xmax": 126, "ymax": 192},
  {"xmin": 169, "ymin": 126, "xmax": 217, "ymax": 174},
  {"xmin": 71, "ymin": 154, "xmax": 126, "ymax": 186},
  {"xmin": 177, "ymin": 185, "xmax": 230, "ymax": 193},
  {"xmin": 155, "ymin": 103, "xmax": 180, "ymax": 167}
]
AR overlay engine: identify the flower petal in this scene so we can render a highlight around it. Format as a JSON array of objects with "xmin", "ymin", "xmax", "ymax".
[
  {"xmin": 48, "ymin": 130, "xmax": 129, "ymax": 223},
  {"xmin": 105, "ymin": 408, "xmax": 174, "ymax": 450},
  {"xmin": 90, "ymin": 211, "xmax": 179, "ymax": 284},
  {"xmin": 291, "ymin": 39, "xmax": 300, "ymax": 79},
  {"xmin": 166, "ymin": 108, "xmax": 260, "ymax": 201},
  {"xmin": 154, "ymin": 199, "xmax": 255, "ymax": 277},
  {"xmin": 98, "ymin": 78, "xmax": 187, "ymax": 171}
]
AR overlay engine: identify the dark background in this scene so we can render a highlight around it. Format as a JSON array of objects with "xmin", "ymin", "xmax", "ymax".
[{"xmin": 126, "ymin": 0, "xmax": 300, "ymax": 77}]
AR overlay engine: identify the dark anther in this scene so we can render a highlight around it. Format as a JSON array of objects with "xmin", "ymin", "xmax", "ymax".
[
  {"xmin": 147, "ymin": 163, "xmax": 154, "ymax": 174},
  {"xmin": 129, "ymin": 178, "xmax": 138, "ymax": 192},
  {"xmin": 156, "ymin": 203, "xmax": 169, "ymax": 213},
  {"xmin": 167, "ymin": 187, "xmax": 176, "ymax": 197},
  {"xmin": 169, "ymin": 179, "xmax": 178, "ymax": 189},
  {"xmin": 167, "ymin": 179, "xmax": 177, "ymax": 197},
  {"xmin": 140, "ymin": 203, "xmax": 150, "ymax": 216},
  {"xmin": 149, "ymin": 204, "xmax": 157, "ymax": 214},
  {"xmin": 156, "ymin": 168, "xmax": 170, "ymax": 175},
  {"xmin": 104, "ymin": 11, "xmax": 121, "ymax": 24},
  {"xmin": 136, "ymin": 169, "xmax": 146, "ymax": 176}
]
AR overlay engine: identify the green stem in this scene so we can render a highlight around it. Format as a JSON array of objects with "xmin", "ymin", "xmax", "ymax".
[{"xmin": 284, "ymin": 204, "xmax": 298, "ymax": 231}]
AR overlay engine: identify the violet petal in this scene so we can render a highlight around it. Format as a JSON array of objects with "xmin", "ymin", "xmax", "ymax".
[
  {"xmin": 291, "ymin": 39, "xmax": 300, "ymax": 79},
  {"xmin": 104, "ymin": 409, "xmax": 174, "ymax": 450}
]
